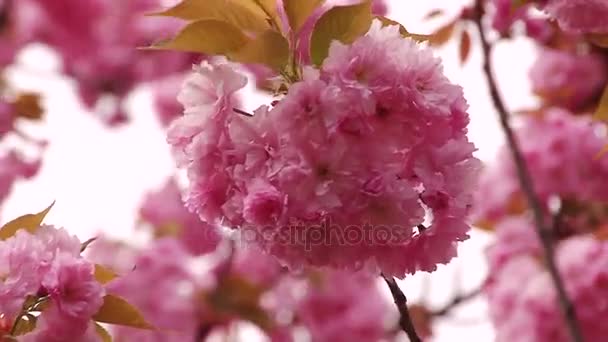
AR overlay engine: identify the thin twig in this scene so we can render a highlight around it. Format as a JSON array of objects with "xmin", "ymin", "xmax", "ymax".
[
  {"xmin": 431, "ymin": 287, "xmax": 481, "ymax": 317},
  {"xmin": 233, "ymin": 108, "xmax": 254, "ymax": 117},
  {"xmin": 472, "ymin": 1, "xmax": 584, "ymax": 341},
  {"xmin": 381, "ymin": 274, "xmax": 422, "ymax": 342}
]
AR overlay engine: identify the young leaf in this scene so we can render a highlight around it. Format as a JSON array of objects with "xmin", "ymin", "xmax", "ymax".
[
  {"xmin": 375, "ymin": 16, "xmax": 430, "ymax": 42},
  {"xmin": 150, "ymin": 19, "xmax": 248, "ymax": 55},
  {"xmin": 12, "ymin": 314, "xmax": 37, "ymax": 336},
  {"xmin": 459, "ymin": 30, "xmax": 471, "ymax": 64},
  {"xmin": 13, "ymin": 93, "xmax": 44, "ymax": 121},
  {"xmin": 429, "ymin": 21, "xmax": 457, "ymax": 46},
  {"xmin": 310, "ymin": 1, "xmax": 373, "ymax": 66},
  {"xmin": 594, "ymin": 85, "xmax": 608, "ymax": 122},
  {"xmin": 95, "ymin": 322, "xmax": 113, "ymax": 342},
  {"xmin": 0, "ymin": 202, "xmax": 55, "ymax": 240},
  {"xmin": 152, "ymin": 0, "xmax": 270, "ymax": 33},
  {"xmin": 228, "ymin": 30, "xmax": 290, "ymax": 71},
  {"xmin": 94, "ymin": 264, "xmax": 118, "ymax": 285},
  {"xmin": 253, "ymin": 0, "xmax": 281, "ymax": 28},
  {"xmin": 283, "ymin": 0, "xmax": 325, "ymax": 33},
  {"xmin": 93, "ymin": 295, "xmax": 154, "ymax": 330},
  {"xmin": 588, "ymin": 34, "xmax": 608, "ymax": 48}
]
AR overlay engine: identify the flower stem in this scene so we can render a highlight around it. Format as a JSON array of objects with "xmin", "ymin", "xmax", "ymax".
[
  {"xmin": 382, "ymin": 274, "xmax": 422, "ymax": 342},
  {"xmin": 472, "ymin": 1, "xmax": 583, "ymax": 341}
]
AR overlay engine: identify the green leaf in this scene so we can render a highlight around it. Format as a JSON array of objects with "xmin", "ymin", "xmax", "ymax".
[
  {"xmin": 95, "ymin": 322, "xmax": 113, "ymax": 342},
  {"xmin": 228, "ymin": 30, "xmax": 290, "ymax": 70},
  {"xmin": 283, "ymin": 0, "xmax": 325, "ymax": 32},
  {"xmin": 93, "ymin": 295, "xmax": 154, "ymax": 330},
  {"xmin": 150, "ymin": 19, "xmax": 248, "ymax": 55},
  {"xmin": 0, "ymin": 202, "xmax": 55, "ymax": 240},
  {"xmin": 94, "ymin": 264, "xmax": 118, "ymax": 285},
  {"xmin": 151, "ymin": 0, "xmax": 270, "ymax": 33},
  {"xmin": 375, "ymin": 16, "xmax": 430, "ymax": 41},
  {"xmin": 310, "ymin": 1, "xmax": 373, "ymax": 66},
  {"xmin": 594, "ymin": 85, "xmax": 608, "ymax": 122}
]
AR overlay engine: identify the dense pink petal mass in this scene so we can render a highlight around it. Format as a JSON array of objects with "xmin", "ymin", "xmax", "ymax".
[
  {"xmin": 473, "ymin": 109, "xmax": 608, "ymax": 224},
  {"xmin": 530, "ymin": 48, "xmax": 607, "ymax": 110},
  {"xmin": 542, "ymin": 0, "xmax": 608, "ymax": 34},
  {"xmin": 168, "ymin": 21, "xmax": 480, "ymax": 277}
]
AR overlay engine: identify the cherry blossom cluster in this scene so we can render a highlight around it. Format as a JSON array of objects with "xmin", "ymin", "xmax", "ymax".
[{"xmin": 168, "ymin": 20, "xmax": 481, "ymax": 278}]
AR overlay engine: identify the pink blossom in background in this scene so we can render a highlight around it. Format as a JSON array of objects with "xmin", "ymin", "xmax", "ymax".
[
  {"xmin": 530, "ymin": 48, "xmax": 607, "ymax": 110},
  {"xmin": 473, "ymin": 109, "xmax": 608, "ymax": 224},
  {"xmin": 0, "ymin": 151, "xmax": 41, "ymax": 208},
  {"xmin": 139, "ymin": 178, "xmax": 220, "ymax": 255},
  {"xmin": 0, "ymin": 100, "xmax": 15, "ymax": 137},
  {"xmin": 486, "ymin": 234, "xmax": 608, "ymax": 342},
  {"xmin": 542, "ymin": 0, "xmax": 608, "ymax": 34},
  {"xmin": 26, "ymin": 0, "xmax": 196, "ymax": 125},
  {"xmin": 152, "ymin": 75, "xmax": 186, "ymax": 127}
]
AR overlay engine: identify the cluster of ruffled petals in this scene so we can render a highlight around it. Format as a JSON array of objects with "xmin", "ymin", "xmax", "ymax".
[
  {"xmin": 541, "ymin": 0, "xmax": 608, "ymax": 34},
  {"xmin": 0, "ymin": 225, "xmax": 105, "ymax": 341},
  {"xmin": 485, "ymin": 217, "xmax": 608, "ymax": 342},
  {"xmin": 529, "ymin": 48, "xmax": 607, "ymax": 110},
  {"xmin": 168, "ymin": 21, "xmax": 481, "ymax": 278},
  {"xmin": 139, "ymin": 178, "xmax": 220, "ymax": 255},
  {"xmin": 24, "ymin": 0, "xmax": 195, "ymax": 125},
  {"xmin": 473, "ymin": 109, "xmax": 608, "ymax": 225}
]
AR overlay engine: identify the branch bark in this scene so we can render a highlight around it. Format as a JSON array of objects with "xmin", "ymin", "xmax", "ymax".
[
  {"xmin": 382, "ymin": 274, "xmax": 422, "ymax": 342},
  {"xmin": 472, "ymin": 1, "xmax": 583, "ymax": 341}
]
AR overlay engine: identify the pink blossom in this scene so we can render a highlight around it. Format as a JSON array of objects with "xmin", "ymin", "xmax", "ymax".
[
  {"xmin": 152, "ymin": 75, "xmax": 185, "ymax": 127},
  {"xmin": 542, "ymin": 0, "xmax": 608, "ymax": 34},
  {"xmin": 487, "ymin": 235, "xmax": 608, "ymax": 342},
  {"xmin": 0, "ymin": 225, "xmax": 81, "ymax": 319},
  {"xmin": 139, "ymin": 178, "xmax": 220, "ymax": 255},
  {"xmin": 82, "ymin": 236, "xmax": 138, "ymax": 274},
  {"xmin": 41, "ymin": 254, "xmax": 105, "ymax": 319},
  {"xmin": 530, "ymin": 48, "xmax": 607, "ymax": 110},
  {"xmin": 0, "ymin": 151, "xmax": 41, "ymax": 207},
  {"xmin": 296, "ymin": 271, "xmax": 393, "ymax": 341},
  {"xmin": 20, "ymin": 310, "xmax": 102, "ymax": 342},
  {"xmin": 489, "ymin": 0, "xmax": 553, "ymax": 41},
  {"xmin": 171, "ymin": 22, "xmax": 480, "ymax": 277},
  {"xmin": 473, "ymin": 109, "xmax": 608, "ymax": 225},
  {"xmin": 0, "ymin": 100, "xmax": 15, "ymax": 137},
  {"xmin": 108, "ymin": 239, "xmax": 199, "ymax": 340}
]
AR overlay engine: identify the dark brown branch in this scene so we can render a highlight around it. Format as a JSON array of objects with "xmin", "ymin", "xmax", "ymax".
[
  {"xmin": 233, "ymin": 108, "xmax": 254, "ymax": 117},
  {"xmin": 472, "ymin": 1, "xmax": 583, "ymax": 341},
  {"xmin": 431, "ymin": 287, "xmax": 481, "ymax": 317},
  {"xmin": 382, "ymin": 274, "xmax": 422, "ymax": 342}
]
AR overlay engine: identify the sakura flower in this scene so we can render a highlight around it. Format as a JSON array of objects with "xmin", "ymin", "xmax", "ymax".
[
  {"xmin": 170, "ymin": 21, "xmax": 481, "ymax": 278},
  {"xmin": 0, "ymin": 151, "xmax": 41, "ymax": 207},
  {"xmin": 139, "ymin": 178, "xmax": 221, "ymax": 255},
  {"xmin": 486, "ymin": 235, "xmax": 608, "ymax": 342},
  {"xmin": 542, "ymin": 0, "xmax": 608, "ymax": 34},
  {"xmin": 473, "ymin": 109, "xmax": 608, "ymax": 225},
  {"xmin": 530, "ymin": 48, "xmax": 607, "ymax": 110}
]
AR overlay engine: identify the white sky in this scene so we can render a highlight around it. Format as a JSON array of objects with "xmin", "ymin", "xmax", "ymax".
[{"xmin": 2, "ymin": 1, "xmax": 540, "ymax": 340}]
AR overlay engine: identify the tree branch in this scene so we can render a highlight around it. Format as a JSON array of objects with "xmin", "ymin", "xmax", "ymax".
[
  {"xmin": 431, "ymin": 287, "xmax": 481, "ymax": 317},
  {"xmin": 382, "ymin": 274, "xmax": 422, "ymax": 342},
  {"xmin": 472, "ymin": 1, "xmax": 583, "ymax": 341}
]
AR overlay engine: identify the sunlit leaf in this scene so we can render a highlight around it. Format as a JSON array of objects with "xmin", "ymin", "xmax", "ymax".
[
  {"xmin": 594, "ymin": 85, "xmax": 608, "ymax": 122},
  {"xmin": 228, "ymin": 30, "xmax": 289, "ymax": 70},
  {"xmin": 93, "ymin": 295, "xmax": 154, "ymax": 330},
  {"xmin": 150, "ymin": 19, "xmax": 248, "ymax": 55},
  {"xmin": 310, "ymin": 1, "xmax": 373, "ymax": 66},
  {"xmin": 151, "ymin": 0, "xmax": 269, "ymax": 33},
  {"xmin": 95, "ymin": 322, "xmax": 113, "ymax": 342},
  {"xmin": 0, "ymin": 202, "xmax": 55, "ymax": 240},
  {"xmin": 13, "ymin": 93, "xmax": 43, "ymax": 121},
  {"xmin": 459, "ymin": 30, "xmax": 471, "ymax": 64},
  {"xmin": 94, "ymin": 264, "xmax": 118, "ymax": 285},
  {"xmin": 283, "ymin": 0, "xmax": 324, "ymax": 32},
  {"xmin": 375, "ymin": 16, "xmax": 430, "ymax": 41},
  {"xmin": 12, "ymin": 314, "xmax": 37, "ymax": 336},
  {"xmin": 428, "ymin": 21, "xmax": 457, "ymax": 46},
  {"xmin": 252, "ymin": 0, "xmax": 281, "ymax": 29}
]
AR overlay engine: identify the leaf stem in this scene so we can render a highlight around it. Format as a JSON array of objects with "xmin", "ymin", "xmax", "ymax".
[
  {"xmin": 382, "ymin": 274, "xmax": 422, "ymax": 342},
  {"xmin": 472, "ymin": 2, "xmax": 583, "ymax": 341}
]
